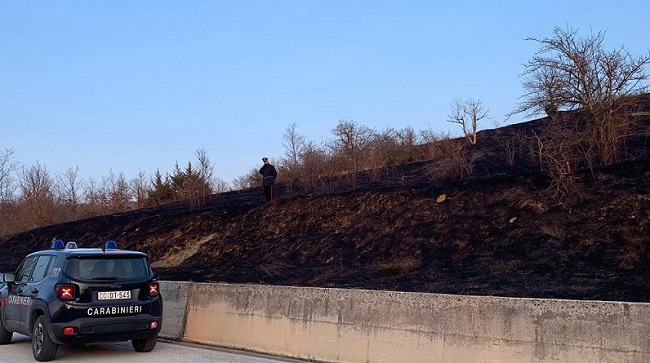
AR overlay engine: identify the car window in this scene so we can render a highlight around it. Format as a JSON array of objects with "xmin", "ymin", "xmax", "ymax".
[
  {"xmin": 15, "ymin": 256, "xmax": 37, "ymax": 283},
  {"xmin": 65, "ymin": 257, "xmax": 149, "ymax": 280},
  {"xmin": 30, "ymin": 255, "xmax": 54, "ymax": 282}
]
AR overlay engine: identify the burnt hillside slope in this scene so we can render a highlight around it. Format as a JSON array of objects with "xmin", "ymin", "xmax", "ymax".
[{"xmin": 1, "ymin": 110, "xmax": 649, "ymax": 302}]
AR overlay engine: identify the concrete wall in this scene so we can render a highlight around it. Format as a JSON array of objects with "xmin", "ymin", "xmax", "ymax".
[
  {"xmin": 159, "ymin": 280, "xmax": 190, "ymax": 340},
  {"xmin": 159, "ymin": 281, "xmax": 650, "ymax": 363}
]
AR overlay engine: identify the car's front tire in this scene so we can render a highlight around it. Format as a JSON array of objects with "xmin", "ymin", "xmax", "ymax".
[
  {"xmin": 32, "ymin": 315, "xmax": 58, "ymax": 361},
  {"xmin": 132, "ymin": 335, "xmax": 157, "ymax": 352},
  {"xmin": 0, "ymin": 308, "xmax": 13, "ymax": 344}
]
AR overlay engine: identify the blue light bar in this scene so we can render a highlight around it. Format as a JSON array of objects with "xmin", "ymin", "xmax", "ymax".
[{"xmin": 51, "ymin": 239, "xmax": 64, "ymax": 250}]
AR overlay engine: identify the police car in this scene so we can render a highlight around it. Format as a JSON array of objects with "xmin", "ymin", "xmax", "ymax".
[{"xmin": 0, "ymin": 240, "xmax": 163, "ymax": 361}]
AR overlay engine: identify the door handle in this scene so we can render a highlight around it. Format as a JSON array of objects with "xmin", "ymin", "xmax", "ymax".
[{"xmin": 31, "ymin": 287, "xmax": 39, "ymax": 294}]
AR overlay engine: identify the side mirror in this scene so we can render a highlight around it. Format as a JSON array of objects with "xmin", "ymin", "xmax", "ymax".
[{"xmin": 3, "ymin": 273, "xmax": 15, "ymax": 284}]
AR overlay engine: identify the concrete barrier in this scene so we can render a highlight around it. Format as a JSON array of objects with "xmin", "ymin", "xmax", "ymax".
[
  {"xmin": 159, "ymin": 282, "xmax": 650, "ymax": 363},
  {"xmin": 159, "ymin": 280, "xmax": 191, "ymax": 340}
]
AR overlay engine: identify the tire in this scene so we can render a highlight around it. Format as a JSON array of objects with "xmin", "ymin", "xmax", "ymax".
[
  {"xmin": 32, "ymin": 315, "xmax": 58, "ymax": 362},
  {"xmin": 0, "ymin": 308, "xmax": 13, "ymax": 344},
  {"xmin": 132, "ymin": 335, "xmax": 157, "ymax": 352}
]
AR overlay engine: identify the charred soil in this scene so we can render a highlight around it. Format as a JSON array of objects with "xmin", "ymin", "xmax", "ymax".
[{"xmin": 1, "ymin": 113, "xmax": 649, "ymax": 302}]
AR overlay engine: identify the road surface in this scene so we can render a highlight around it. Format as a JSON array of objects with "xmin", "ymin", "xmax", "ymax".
[{"xmin": 4, "ymin": 334, "xmax": 310, "ymax": 363}]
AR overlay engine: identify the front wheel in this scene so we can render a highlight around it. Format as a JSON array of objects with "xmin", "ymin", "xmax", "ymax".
[
  {"xmin": 0, "ymin": 308, "xmax": 13, "ymax": 344},
  {"xmin": 32, "ymin": 315, "xmax": 58, "ymax": 361},
  {"xmin": 132, "ymin": 335, "xmax": 157, "ymax": 352}
]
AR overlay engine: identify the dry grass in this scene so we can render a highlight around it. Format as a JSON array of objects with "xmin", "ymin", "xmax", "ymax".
[{"xmin": 376, "ymin": 256, "xmax": 422, "ymax": 277}]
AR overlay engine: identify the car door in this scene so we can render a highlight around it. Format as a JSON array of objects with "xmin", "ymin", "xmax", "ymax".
[
  {"xmin": 3, "ymin": 256, "xmax": 36, "ymax": 332},
  {"xmin": 19, "ymin": 255, "xmax": 54, "ymax": 331}
]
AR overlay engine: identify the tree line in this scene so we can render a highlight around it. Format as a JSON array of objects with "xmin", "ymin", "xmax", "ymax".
[{"xmin": 1, "ymin": 25, "xmax": 648, "ymax": 237}]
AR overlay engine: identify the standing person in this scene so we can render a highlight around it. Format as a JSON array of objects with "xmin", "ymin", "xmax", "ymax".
[{"xmin": 259, "ymin": 157, "xmax": 277, "ymax": 202}]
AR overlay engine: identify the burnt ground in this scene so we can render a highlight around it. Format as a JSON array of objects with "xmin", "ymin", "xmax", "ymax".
[{"xmin": 1, "ymin": 112, "xmax": 649, "ymax": 303}]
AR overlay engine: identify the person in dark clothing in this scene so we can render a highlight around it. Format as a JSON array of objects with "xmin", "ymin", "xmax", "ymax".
[{"xmin": 259, "ymin": 157, "xmax": 277, "ymax": 202}]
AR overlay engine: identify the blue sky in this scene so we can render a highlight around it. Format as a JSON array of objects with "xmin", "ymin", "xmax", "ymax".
[{"xmin": 1, "ymin": 1, "xmax": 648, "ymax": 185}]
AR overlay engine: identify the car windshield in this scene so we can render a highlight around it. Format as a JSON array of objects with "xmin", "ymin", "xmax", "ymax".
[{"xmin": 65, "ymin": 257, "xmax": 148, "ymax": 280}]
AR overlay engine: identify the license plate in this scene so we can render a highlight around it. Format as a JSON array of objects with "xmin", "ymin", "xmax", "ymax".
[{"xmin": 98, "ymin": 291, "xmax": 131, "ymax": 300}]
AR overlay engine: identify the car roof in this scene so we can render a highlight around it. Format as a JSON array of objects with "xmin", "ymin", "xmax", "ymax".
[
  {"xmin": 32, "ymin": 248, "xmax": 147, "ymax": 258},
  {"xmin": 29, "ymin": 240, "xmax": 147, "ymax": 259}
]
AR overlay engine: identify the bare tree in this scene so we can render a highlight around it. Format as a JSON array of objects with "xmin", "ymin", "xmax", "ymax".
[
  {"xmin": 131, "ymin": 171, "xmax": 149, "ymax": 208},
  {"xmin": 512, "ymin": 25, "xmax": 650, "ymax": 165},
  {"xmin": 419, "ymin": 128, "xmax": 454, "ymax": 160},
  {"xmin": 330, "ymin": 120, "xmax": 375, "ymax": 181},
  {"xmin": 195, "ymin": 148, "xmax": 215, "ymax": 205},
  {"xmin": 282, "ymin": 122, "xmax": 306, "ymax": 181},
  {"xmin": 299, "ymin": 142, "xmax": 330, "ymax": 193},
  {"xmin": 394, "ymin": 126, "xmax": 420, "ymax": 162},
  {"xmin": 104, "ymin": 170, "xmax": 132, "ymax": 213},
  {"xmin": 526, "ymin": 123, "xmax": 584, "ymax": 198},
  {"xmin": 18, "ymin": 162, "xmax": 55, "ymax": 229},
  {"xmin": 448, "ymin": 98, "xmax": 489, "ymax": 145},
  {"xmin": 232, "ymin": 168, "xmax": 259, "ymax": 190},
  {"xmin": 498, "ymin": 138, "xmax": 518, "ymax": 167},
  {"xmin": 0, "ymin": 149, "xmax": 18, "ymax": 235},
  {"xmin": 361, "ymin": 128, "xmax": 410, "ymax": 183},
  {"xmin": 212, "ymin": 177, "xmax": 231, "ymax": 193},
  {"xmin": 56, "ymin": 166, "xmax": 84, "ymax": 221},
  {"xmin": 426, "ymin": 139, "xmax": 476, "ymax": 184},
  {"xmin": 83, "ymin": 177, "xmax": 105, "ymax": 216},
  {"xmin": 0, "ymin": 148, "xmax": 18, "ymax": 204}
]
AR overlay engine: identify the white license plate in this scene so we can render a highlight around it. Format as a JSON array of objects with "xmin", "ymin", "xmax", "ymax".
[{"xmin": 98, "ymin": 291, "xmax": 131, "ymax": 300}]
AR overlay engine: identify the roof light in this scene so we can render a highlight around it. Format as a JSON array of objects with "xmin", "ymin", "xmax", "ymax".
[
  {"xmin": 104, "ymin": 240, "xmax": 117, "ymax": 250},
  {"xmin": 65, "ymin": 242, "xmax": 78, "ymax": 249},
  {"xmin": 51, "ymin": 239, "xmax": 64, "ymax": 250}
]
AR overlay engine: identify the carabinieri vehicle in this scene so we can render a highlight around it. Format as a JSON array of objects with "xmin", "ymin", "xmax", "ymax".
[{"xmin": 0, "ymin": 240, "xmax": 163, "ymax": 361}]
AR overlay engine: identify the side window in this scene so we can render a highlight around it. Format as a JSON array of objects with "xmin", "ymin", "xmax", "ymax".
[
  {"xmin": 30, "ymin": 256, "xmax": 54, "ymax": 282},
  {"xmin": 15, "ymin": 256, "xmax": 37, "ymax": 283}
]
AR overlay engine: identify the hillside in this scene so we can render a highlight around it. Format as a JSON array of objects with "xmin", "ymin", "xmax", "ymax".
[{"xmin": 1, "ymin": 113, "xmax": 649, "ymax": 302}]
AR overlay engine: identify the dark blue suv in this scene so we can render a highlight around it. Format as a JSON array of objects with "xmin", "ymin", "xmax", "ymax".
[{"xmin": 0, "ymin": 240, "xmax": 163, "ymax": 361}]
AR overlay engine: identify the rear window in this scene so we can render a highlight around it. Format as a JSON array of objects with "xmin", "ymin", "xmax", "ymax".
[{"xmin": 65, "ymin": 257, "xmax": 149, "ymax": 280}]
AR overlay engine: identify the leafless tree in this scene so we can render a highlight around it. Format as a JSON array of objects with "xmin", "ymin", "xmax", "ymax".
[
  {"xmin": 420, "ymin": 128, "xmax": 454, "ymax": 160},
  {"xmin": 104, "ymin": 170, "xmax": 132, "ymax": 213},
  {"xmin": 448, "ymin": 98, "xmax": 489, "ymax": 145},
  {"xmin": 299, "ymin": 142, "xmax": 330, "ymax": 193},
  {"xmin": 426, "ymin": 139, "xmax": 476, "ymax": 184},
  {"xmin": 83, "ymin": 177, "xmax": 105, "ymax": 216},
  {"xmin": 131, "ymin": 171, "xmax": 149, "ymax": 208},
  {"xmin": 0, "ymin": 149, "xmax": 18, "ymax": 235},
  {"xmin": 282, "ymin": 122, "xmax": 306, "ymax": 181},
  {"xmin": 18, "ymin": 162, "xmax": 55, "ymax": 229},
  {"xmin": 56, "ymin": 166, "xmax": 84, "ymax": 221},
  {"xmin": 498, "ymin": 138, "xmax": 518, "ymax": 167},
  {"xmin": 394, "ymin": 126, "xmax": 420, "ymax": 162},
  {"xmin": 232, "ymin": 168, "xmax": 259, "ymax": 190},
  {"xmin": 528, "ymin": 124, "xmax": 584, "ymax": 199},
  {"xmin": 362, "ymin": 127, "xmax": 412, "ymax": 183},
  {"xmin": 212, "ymin": 177, "xmax": 231, "ymax": 193},
  {"xmin": 330, "ymin": 120, "xmax": 375, "ymax": 184},
  {"xmin": 0, "ymin": 148, "xmax": 18, "ymax": 204},
  {"xmin": 195, "ymin": 148, "xmax": 215, "ymax": 205},
  {"xmin": 512, "ymin": 25, "xmax": 650, "ymax": 165}
]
